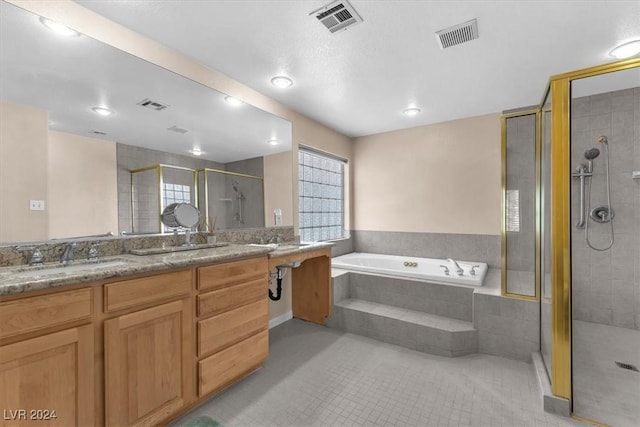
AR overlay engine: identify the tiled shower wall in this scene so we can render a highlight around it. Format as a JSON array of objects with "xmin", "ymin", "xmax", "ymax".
[
  {"xmin": 351, "ymin": 230, "xmax": 500, "ymax": 268},
  {"xmin": 570, "ymin": 87, "xmax": 640, "ymax": 330}
]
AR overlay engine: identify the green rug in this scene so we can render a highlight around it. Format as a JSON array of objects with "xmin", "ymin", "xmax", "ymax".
[{"xmin": 182, "ymin": 415, "xmax": 222, "ymax": 427}]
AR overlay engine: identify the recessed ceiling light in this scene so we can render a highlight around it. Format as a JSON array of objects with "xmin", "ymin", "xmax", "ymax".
[
  {"xmin": 224, "ymin": 96, "xmax": 243, "ymax": 106},
  {"xmin": 39, "ymin": 17, "xmax": 80, "ymax": 37},
  {"xmin": 268, "ymin": 139, "xmax": 280, "ymax": 146},
  {"xmin": 91, "ymin": 106, "xmax": 114, "ymax": 116},
  {"xmin": 189, "ymin": 148, "xmax": 203, "ymax": 156},
  {"xmin": 609, "ymin": 40, "xmax": 640, "ymax": 59},
  {"xmin": 271, "ymin": 76, "xmax": 293, "ymax": 88},
  {"xmin": 403, "ymin": 107, "xmax": 421, "ymax": 117}
]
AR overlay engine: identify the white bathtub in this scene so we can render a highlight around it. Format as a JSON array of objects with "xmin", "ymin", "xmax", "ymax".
[{"xmin": 331, "ymin": 253, "xmax": 487, "ymax": 287}]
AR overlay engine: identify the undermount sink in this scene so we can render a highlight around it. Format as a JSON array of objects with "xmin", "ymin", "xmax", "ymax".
[
  {"xmin": 275, "ymin": 243, "xmax": 311, "ymax": 250},
  {"xmin": 248, "ymin": 243, "xmax": 310, "ymax": 250},
  {"xmin": 129, "ymin": 242, "xmax": 229, "ymax": 255},
  {"xmin": 14, "ymin": 259, "xmax": 130, "ymax": 279}
]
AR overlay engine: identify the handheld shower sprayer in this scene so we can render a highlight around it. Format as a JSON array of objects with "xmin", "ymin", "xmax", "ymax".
[
  {"xmin": 584, "ymin": 135, "xmax": 614, "ymax": 251},
  {"xmin": 572, "ymin": 135, "xmax": 615, "ymax": 250},
  {"xmin": 584, "ymin": 148, "xmax": 600, "ymax": 173}
]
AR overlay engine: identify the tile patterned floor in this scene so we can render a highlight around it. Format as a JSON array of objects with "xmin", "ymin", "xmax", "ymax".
[
  {"xmin": 173, "ymin": 319, "xmax": 584, "ymax": 427},
  {"xmin": 572, "ymin": 320, "xmax": 640, "ymax": 427}
]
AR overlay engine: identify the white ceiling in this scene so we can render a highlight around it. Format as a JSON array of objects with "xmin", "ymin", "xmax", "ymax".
[
  {"xmin": 0, "ymin": 1, "xmax": 292, "ymax": 164},
  {"xmin": 75, "ymin": 0, "xmax": 640, "ymax": 138}
]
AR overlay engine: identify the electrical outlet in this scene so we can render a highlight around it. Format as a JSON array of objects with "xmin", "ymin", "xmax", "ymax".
[{"xmin": 29, "ymin": 200, "xmax": 45, "ymax": 211}]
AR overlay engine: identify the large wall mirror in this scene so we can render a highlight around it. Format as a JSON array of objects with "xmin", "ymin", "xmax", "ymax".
[{"xmin": 0, "ymin": 1, "xmax": 293, "ymax": 243}]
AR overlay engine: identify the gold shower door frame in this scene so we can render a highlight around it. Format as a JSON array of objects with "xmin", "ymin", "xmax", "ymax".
[
  {"xmin": 130, "ymin": 164, "xmax": 198, "ymax": 234},
  {"xmin": 545, "ymin": 57, "xmax": 640, "ymax": 407},
  {"xmin": 500, "ymin": 109, "xmax": 541, "ymax": 301}
]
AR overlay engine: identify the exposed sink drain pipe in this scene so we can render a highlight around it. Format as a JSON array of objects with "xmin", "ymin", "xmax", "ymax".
[{"xmin": 268, "ymin": 261, "xmax": 302, "ymax": 301}]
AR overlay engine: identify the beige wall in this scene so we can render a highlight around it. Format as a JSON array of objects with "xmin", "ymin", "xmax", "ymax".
[
  {"xmin": 48, "ymin": 131, "xmax": 118, "ymax": 239},
  {"xmin": 353, "ymin": 113, "xmax": 501, "ymax": 235},
  {"xmin": 0, "ymin": 101, "xmax": 49, "ymax": 242},
  {"xmin": 263, "ymin": 151, "xmax": 293, "ymax": 227}
]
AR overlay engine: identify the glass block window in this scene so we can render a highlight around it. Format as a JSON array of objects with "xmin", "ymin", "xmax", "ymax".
[
  {"xmin": 298, "ymin": 148, "xmax": 345, "ymax": 242},
  {"xmin": 162, "ymin": 183, "xmax": 192, "ymax": 232},
  {"xmin": 506, "ymin": 189, "xmax": 520, "ymax": 232},
  {"xmin": 163, "ymin": 183, "xmax": 191, "ymax": 206}
]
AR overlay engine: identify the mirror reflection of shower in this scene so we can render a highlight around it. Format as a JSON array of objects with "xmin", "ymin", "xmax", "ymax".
[
  {"xmin": 232, "ymin": 179, "xmax": 246, "ymax": 226},
  {"xmin": 571, "ymin": 135, "xmax": 614, "ymax": 251}
]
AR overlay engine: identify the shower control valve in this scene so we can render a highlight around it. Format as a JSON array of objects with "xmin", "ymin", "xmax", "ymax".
[{"xmin": 439, "ymin": 265, "xmax": 450, "ymax": 276}]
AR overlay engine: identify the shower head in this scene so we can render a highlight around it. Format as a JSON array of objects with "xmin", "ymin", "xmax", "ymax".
[
  {"xmin": 597, "ymin": 135, "xmax": 608, "ymax": 144},
  {"xmin": 584, "ymin": 148, "xmax": 600, "ymax": 160}
]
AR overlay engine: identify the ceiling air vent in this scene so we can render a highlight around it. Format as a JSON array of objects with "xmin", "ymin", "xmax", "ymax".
[
  {"xmin": 435, "ymin": 19, "xmax": 479, "ymax": 49},
  {"xmin": 91, "ymin": 130, "xmax": 108, "ymax": 136},
  {"xmin": 310, "ymin": 0, "xmax": 363, "ymax": 34},
  {"xmin": 137, "ymin": 98, "xmax": 169, "ymax": 111},
  {"xmin": 167, "ymin": 125, "xmax": 188, "ymax": 134}
]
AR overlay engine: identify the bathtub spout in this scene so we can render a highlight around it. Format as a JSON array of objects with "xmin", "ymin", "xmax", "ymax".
[{"xmin": 447, "ymin": 258, "xmax": 464, "ymax": 276}]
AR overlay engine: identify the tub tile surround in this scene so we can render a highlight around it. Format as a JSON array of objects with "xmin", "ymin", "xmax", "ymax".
[
  {"xmin": 352, "ymin": 230, "xmax": 501, "ymax": 268},
  {"xmin": 570, "ymin": 87, "xmax": 640, "ymax": 330},
  {"xmin": 328, "ymin": 267, "xmax": 540, "ymax": 362},
  {"xmin": 329, "ymin": 235, "xmax": 353, "ymax": 258},
  {"xmin": 473, "ymin": 292, "xmax": 540, "ymax": 361},
  {"xmin": 0, "ymin": 226, "xmax": 294, "ymax": 267}
]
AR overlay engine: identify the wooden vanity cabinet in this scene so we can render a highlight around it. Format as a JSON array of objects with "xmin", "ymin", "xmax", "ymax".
[
  {"xmin": 196, "ymin": 257, "xmax": 269, "ymax": 397},
  {"xmin": 0, "ymin": 290, "xmax": 95, "ymax": 427},
  {"xmin": 0, "ymin": 255, "xmax": 272, "ymax": 427},
  {"xmin": 102, "ymin": 270, "xmax": 192, "ymax": 427}
]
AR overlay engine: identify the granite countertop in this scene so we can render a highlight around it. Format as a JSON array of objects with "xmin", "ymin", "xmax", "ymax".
[{"xmin": 0, "ymin": 242, "xmax": 333, "ymax": 297}]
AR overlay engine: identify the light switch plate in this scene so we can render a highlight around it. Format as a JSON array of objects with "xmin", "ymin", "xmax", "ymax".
[{"xmin": 29, "ymin": 200, "xmax": 45, "ymax": 211}]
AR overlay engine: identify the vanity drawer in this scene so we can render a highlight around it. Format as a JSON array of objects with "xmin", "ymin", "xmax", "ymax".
[
  {"xmin": 198, "ymin": 329, "xmax": 268, "ymax": 397},
  {"xmin": 104, "ymin": 270, "xmax": 191, "ymax": 313},
  {"xmin": 197, "ymin": 277, "xmax": 266, "ymax": 318},
  {"xmin": 197, "ymin": 256, "xmax": 268, "ymax": 291},
  {"xmin": 0, "ymin": 288, "xmax": 92, "ymax": 340},
  {"xmin": 198, "ymin": 298, "xmax": 268, "ymax": 357}
]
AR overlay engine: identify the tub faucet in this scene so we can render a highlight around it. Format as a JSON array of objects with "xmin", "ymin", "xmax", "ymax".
[
  {"xmin": 447, "ymin": 258, "xmax": 464, "ymax": 276},
  {"xmin": 60, "ymin": 242, "xmax": 77, "ymax": 265}
]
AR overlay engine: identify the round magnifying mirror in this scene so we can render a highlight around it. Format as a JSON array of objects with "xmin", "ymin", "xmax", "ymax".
[{"xmin": 161, "ymin": 202, "xmax": 201, "ymax": 229}]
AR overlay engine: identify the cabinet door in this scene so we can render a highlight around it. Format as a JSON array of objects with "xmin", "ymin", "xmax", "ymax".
[
  {"xmin": 105, "ymin": 299, "xmax": 191, "ymax": 427},
  {"xmin": 0, "ymin": 325, "xmax": 94, "ymax": 427}
]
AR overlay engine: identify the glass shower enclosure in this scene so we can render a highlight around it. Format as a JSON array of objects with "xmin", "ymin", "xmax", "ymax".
[
  {"xmin": 540, "ymin": 59, "xmax": 639, "ymax": 426},
  {"xmin": 130, "ymin": 164, "xmax": 197, "ymax": 233},
  {"xmin": 197, "ymin": 168, "xmax": 265, "ymax": 231}
]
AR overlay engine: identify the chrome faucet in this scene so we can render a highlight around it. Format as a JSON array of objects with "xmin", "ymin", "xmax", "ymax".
[
  {"xmin": 17, "ymin": 246, "xmax": 45, "ymax": 266},
  {"xmin": 447, "ymin": 258, "xmax": 464, "ymax": 276},
  {"xmin": 268, "ymin": 234, "xmax": 283, "ymax": 244},
  {"xmin": 87, "ymin": 244, "xmax": 100, "ymax": 263},
  {"xmin": 60, "ymin": 242, "xmax": 77, "ymax": 265}
]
